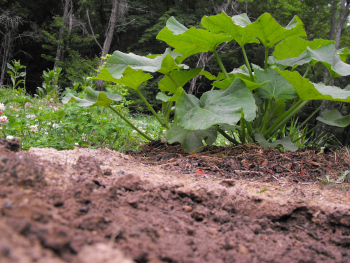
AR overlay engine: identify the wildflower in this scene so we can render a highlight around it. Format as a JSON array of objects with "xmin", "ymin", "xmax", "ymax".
[
  {"xmin": 46, "ymin": 122, "xmax": 51, "ymax": 125},
  {"xmin": 26, "ymin": 114, "xmax": 35, "ymax": 120},
  {"xmin": 53, "ymin": 107, "xmax": 58, "ymax": 112},
  {"xmin": 50, "ymin": 98, "xmax": 54, "ymax": 103},
  {"xmin": 39, "ymin": 107, "xmax": 42, "ymax": 110},
  {"xmin": 75, "ymin": 143, "xmax": 79, "ymax": 146},
  {"xmin": 81, "ymin": 133, "xmax": 87, "ymax": 141},
  {"xmin": 6, "ymin": 135, "xmax": 14, "ymax": 140},
  {"xmin": 163, "ymin": 130, "xmax": 166, "ymax": 135},
  {"xmin": 44, "ymin": 132, "xmax": 49, "ymax": 136},
  {"xmin": 9, "ymin": 106, "xmax": 13, "ymax": 109},
  {"xmin": 29, "ymin": 125, "xmax": 38, "ymax": 133},
  {"xmin": 15, "ymin": 114, "xmax": 19, "ymax": 117},
  {"xmin": 0, "ymin": 103, "xmax": 5, "ymax": 111},
  {"xmin": 52, "ymin": 123, "xmax": 59, "ymax": 129},
  {"xmin": 0, "ymin": 115, "xmax": 8, "ymax": 124}
]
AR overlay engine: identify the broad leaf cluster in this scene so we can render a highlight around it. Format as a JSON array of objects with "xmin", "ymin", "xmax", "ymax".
[{"xmin": 63, "ymin": 12, "xmax": 350, "ymax": 153}]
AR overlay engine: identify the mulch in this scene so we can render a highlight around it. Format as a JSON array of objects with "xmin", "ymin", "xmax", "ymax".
[{"xmin": 127, "ymin": 140, "xmax": 350, "ymax": 183}]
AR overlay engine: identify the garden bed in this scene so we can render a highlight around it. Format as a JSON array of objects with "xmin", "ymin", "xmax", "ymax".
[{"xmin": 1, "ymin": 138, "xmax": 350, "ymax": 262}]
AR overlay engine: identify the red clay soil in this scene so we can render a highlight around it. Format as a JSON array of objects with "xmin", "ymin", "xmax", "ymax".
[{"xmin": 1, "ymin": 138, "xmax": 350, "ymax": 263}]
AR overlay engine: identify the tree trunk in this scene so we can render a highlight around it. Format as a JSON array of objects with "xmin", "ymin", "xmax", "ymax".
[
  {"xmin": 334, "ymin": 0, "xmax": 349, "ymax": 49},
  {"xmin": 97, "ymin": 0, "xmax": 121, "ymax": 91},
  {"xmin": 0, "ymin": 11, "xmax": 23, "ymax": 88},
  {"xmin": 315, "ymin": 0, "xmax": 349, "ymax": 142},
  {"xmin": 54, "ymin": 0, "xmax": 71, "ymax": 69}
]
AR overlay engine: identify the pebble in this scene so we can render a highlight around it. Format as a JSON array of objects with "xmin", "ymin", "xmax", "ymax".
[{"xmin": 183, "ymin": 206, "xmax": 193, "ymax": 212}]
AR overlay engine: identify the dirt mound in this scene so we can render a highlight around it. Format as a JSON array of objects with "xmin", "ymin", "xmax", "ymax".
[{"xmin": 1, "ymin": 140, "xmax": 350, "ymax": 262}]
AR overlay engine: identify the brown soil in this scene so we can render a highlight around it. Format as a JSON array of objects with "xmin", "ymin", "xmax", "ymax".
[{"xmin": 1, "ymin": 138, "xmax": 350, "ymax": 263}]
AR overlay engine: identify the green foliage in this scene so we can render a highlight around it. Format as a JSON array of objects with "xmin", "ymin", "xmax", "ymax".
[
  {"xmin": 6, "ymin": 60, "xmax": 26, "ymax": 91},
  {"xmin": 1, "ymin": 87, "xmax": 163, "ymax": 152},
  {"xmin": 36, "ymin": 67, "xmax": 63, "ymax": 102},
  {"xmin": 63, "ymin": 11, "xmax": 350, "ymax": 153}
]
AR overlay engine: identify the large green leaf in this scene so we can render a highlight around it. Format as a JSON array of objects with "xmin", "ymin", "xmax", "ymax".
[
  {"xmin": 272, "ymin": 37, "xmax": 335, "ymax": 60},
  {"xmin": 201, "ymin": 12, "xmax": 259, "ymax": 47},
  {"xmin": 255, "ymin": 133, "xmax": 298, "ymax": 152},
  {"xmin": 253, "ymin": 65, "xmax": 298, "ymax": 100},
  {"xmin": 246, "ymin": 13, "xmax": 306, "ymax": 48},
  {"xmin": 212, "ymin": 76, "xmax": 267, "ymax": 91},
  {"xmin": 107, "ymin": 48, "xmax": 184, "ymax": 78},
  {"xmin": 94, "ymin": 67, "xmax": 152, "ymax": 90},
  {"xmin": 317, "ymin": 109, "xmax": 350, "ymax": 128},
  {"xmin": 275, "ymin": 69, "xmax": 350, "ymax": 102},
  {"xmin": 338, "ymin": 47, "xmax": 350, "ymax": 62},
  {"xmin": 62, "ymin": 87, "xmax": 122, "ymax": 107},
  {"xmin": 156, "ymin": 88, "xmax": 184, "ymax": 102},
  {"xmin": 272, "ymin": 43, "xmax": 350, "ymax": 78},
  {"xmin": 158, "ymin": 54, "xmax": 188, "ymax": 74},
  {"xmin": 157, "ymin": 16, "xmax": 235, "ymax": 61},
  {"xmin": 166, "ymin": 125, "xmax": 217, "ymax": 153},
  {"xmin": 175, "ymin": 78, "xmax": 256, "ymax": 130},
  {"xmin": 158, "ymin": 67, "xmax": 202, "ymax": 94}
]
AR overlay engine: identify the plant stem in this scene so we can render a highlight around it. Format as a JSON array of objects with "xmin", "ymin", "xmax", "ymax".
[
  {"xmin": 325, "ymin": 77, "xmax": 333, "ymax": 85},
  {"xmin": 108, "ymin": 105, "xmax": 154, "ymax": 141},
  {"xmin": 167, "ymin": 73, "xmax": 180, "ymax": 88},
  {"xmin": 264, "ymin": 46, "xmax": 269, "ymax": 70},
  {"xmin": 242, "ymin": 46, "xmax": 254, "ymax": 81},
  {"xmin": 303, "ymin": 65, "xmax": 311, "ymax": 78},
  {"xmin": 216, "ymin": 125, "xmax": 239, "ymax": 145},
  {"xmin": 241, "ymin": 117, "xmax": 246, "ymax": 144},
  {"xmin": 289, "ymin": 101, "xmax": 326, "ymax": 138},
  {"xmin": 165, "ymin": 101, "xmax": 173, "ymax": 126},
  {"xmin": 213, "ymin": 49, "xmax": 229, "ymax": 79},
  {"xmin": 136, "ymin": 89, "xmax": 169, "ymax": 129},
  {"xmin": 292, "ymin": 123, "xmax": 321, "ymax": 143},
  {"xmin": 263, "ymin": 100, "xmax": 308, "ymax": 138},
  {"xmin": 259, "ymin": 100, "xmax": 271, "ymax": 133}
]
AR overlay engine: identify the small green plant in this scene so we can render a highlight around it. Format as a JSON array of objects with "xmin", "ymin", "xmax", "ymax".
[
  {"xmin": 317, "ymin": 174, "xmax": 335, "ymax": 184},
  {"xmin": 36, "ymin": 67, "xmax": 63, "ymax": 102},
  {"xmin": 63, "ymin": 12, "xmax": 350, "ymax": 153},
  {"xmin": 7, "ymin": 60, "xmax": 26, "ymax": 91}
]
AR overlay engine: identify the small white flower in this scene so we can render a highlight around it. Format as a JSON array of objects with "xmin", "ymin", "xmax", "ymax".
[
  {"xmin": 26, "ymin": 114, "xmax": 35, "ymax": 120},
  {"xmin": 52, "ymin": 123, "xmax": 59, "ymax": 129},
  {"xmin": 53, "ymin": 107, "xmax": 58, "ymax": 112},
  {"xmin": 163, "ymin": 130, "xmax": 166, "ymax": 134},
  {"xmin": 81, "ymin": 133, "xmax": 87, "ymax": 141},
  {"xmin": 38, "ymin": 107, "xmax": 42, "ymax": 110},
  {"xmin": 0, "ymin": 115, "xmax": 8, "ymax": 124},
  {"xmin": 110, "ymin": 114, "xmax": 112, "ymax": 116},
  {"xmin": 75, "ymin": 143, "xmax": 79, "ymax": 146},
  {"xmin": 46, "ymin": 122, "xmax": 51, "ymax": 125},
  {"xmin": 50, "ymin": 98, "xmax": 54, "ymax": 103},
  {"xmin": 15, "ymin": 114, "xmax": 19, "ymax": 117},
  {"xmin": 6, "ymin": 135, "xmax": 13, "ymax": 140},
  {"xmin": 9, "ymin": 106, "xmax": 13, "ymax": 109},
  {"xmin": 132, "ymin": 130, "xmax": 137, "ymax": 133},
  {"xmin": 0, "ymin": 103, "xmax": 6, "ymax": 111},
  {"xmin": 44, "ymin": 132, "xmax": 49, "ymax": 136},
  {"xmin": 29, "ymin": 125, "xmax": 38, "ymax": 133}
]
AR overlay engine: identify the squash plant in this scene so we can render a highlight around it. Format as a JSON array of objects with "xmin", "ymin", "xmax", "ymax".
[{"xmin": 63, "ymin": 12, "xmax": 350, "ymax": 153}]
